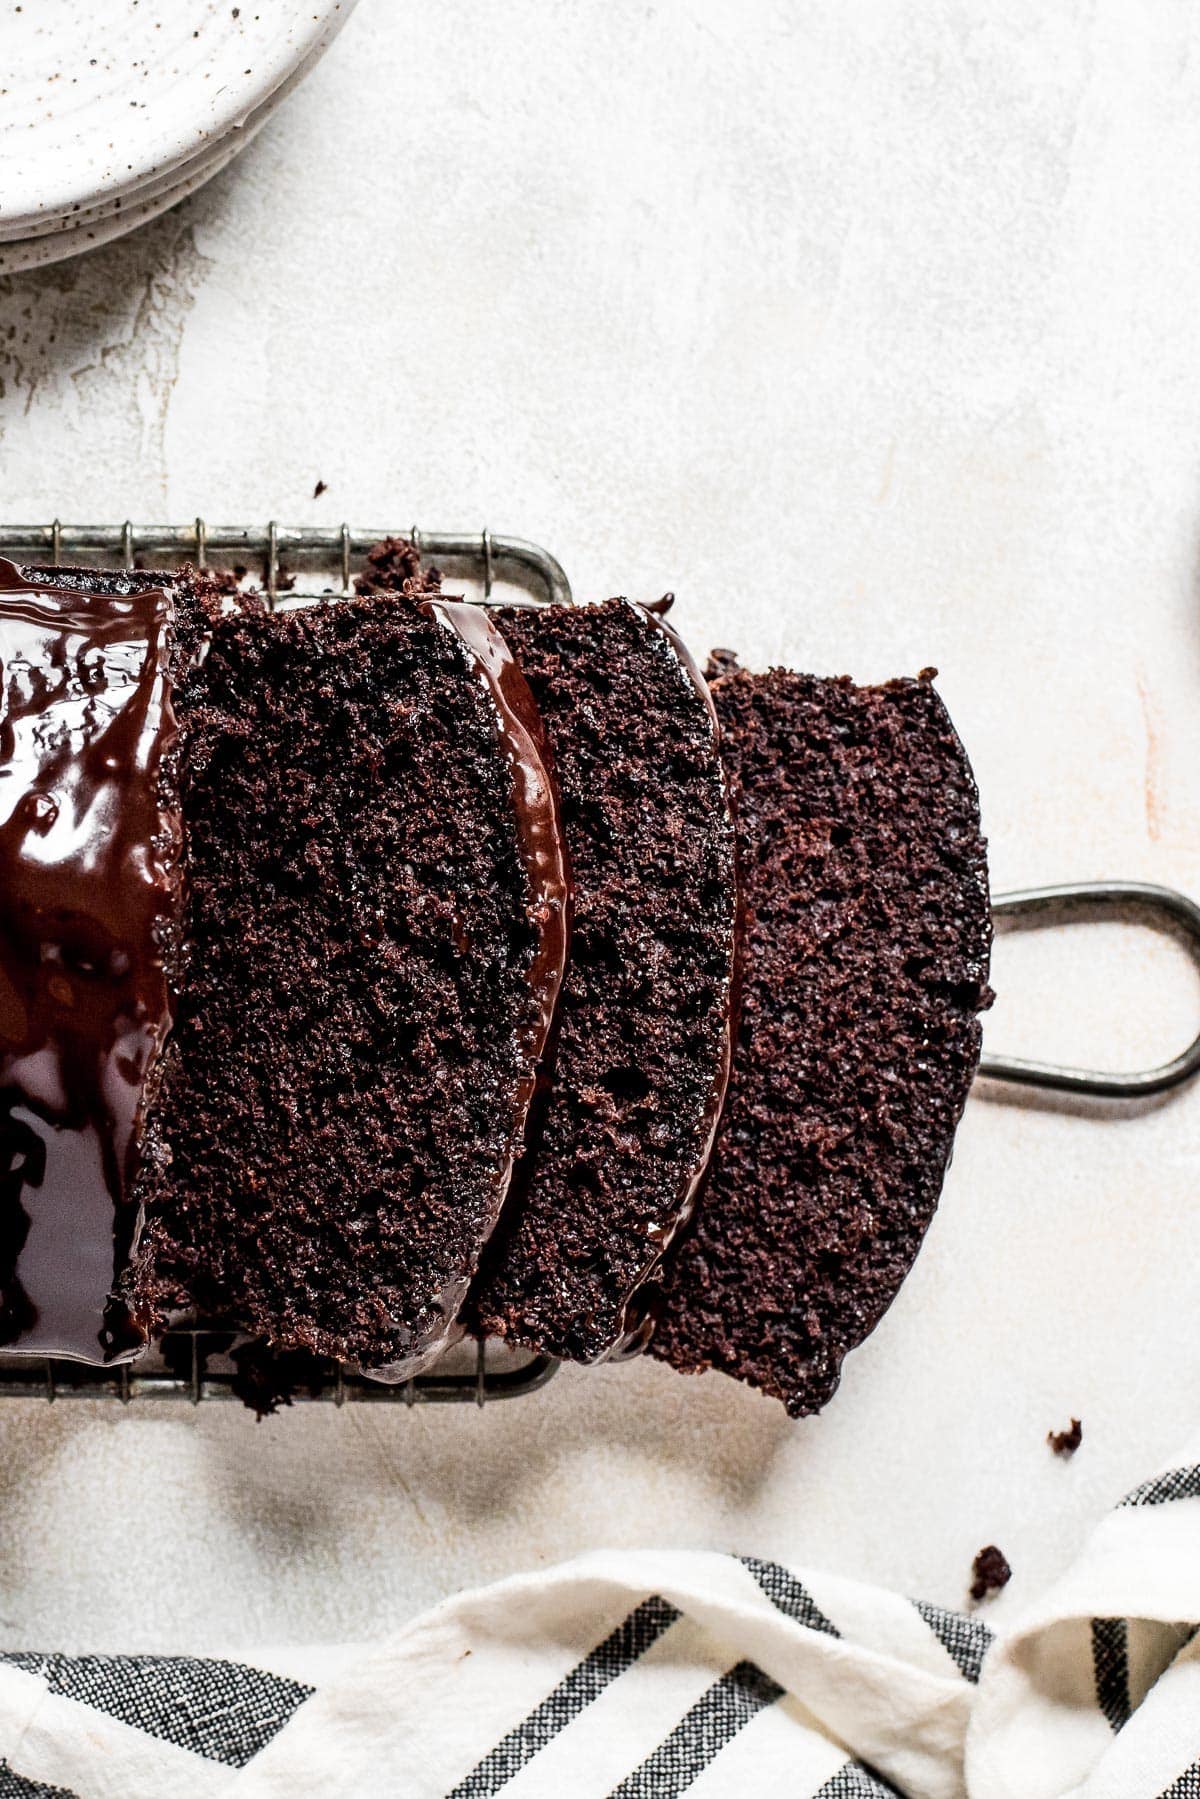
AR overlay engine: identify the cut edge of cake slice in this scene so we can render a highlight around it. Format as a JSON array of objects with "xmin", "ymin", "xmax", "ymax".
[
  {"xmin": 123, "ymin": 585, "xmax": 569, "ymax": 1381},
  {"xmin": 467, "ymin": 596, "xmax": 738, "ymax": 1363},
  {"xmin": 647, "ymin": 659, "xmax": 992, "ymax": 1416}
]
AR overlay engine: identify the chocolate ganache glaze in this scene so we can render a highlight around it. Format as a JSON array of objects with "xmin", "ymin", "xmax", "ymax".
[
  {"xmin": 427, "ymin": 598, "xmax": 571, "ymax": 1085},
  {"xmin": 0, "ymin": 559, "xmax": 182, "ymax": 1362}
]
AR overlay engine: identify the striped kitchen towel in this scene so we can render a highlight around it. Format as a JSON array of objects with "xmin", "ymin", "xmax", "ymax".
[{"xmin": 1, "ymin": 1443, "xmax": 1199, "ymax": 1798}]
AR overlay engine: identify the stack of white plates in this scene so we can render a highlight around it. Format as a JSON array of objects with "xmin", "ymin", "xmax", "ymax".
[{"xmin": 0, "ymin": 0, "xmax": 358, "ymax": 273}]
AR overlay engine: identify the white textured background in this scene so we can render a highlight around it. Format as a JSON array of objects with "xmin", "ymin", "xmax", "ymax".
[{"xmin": 1, "ymin": 0, "xmax": 1199, "ymax": 1653}]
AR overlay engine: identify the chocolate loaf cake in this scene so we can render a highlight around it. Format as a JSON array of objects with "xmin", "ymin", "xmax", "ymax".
[
  {"xmin": 649, "ymin": 666, "xmax": 992, "ymax": 1416},
  {"xmin": 126, "ymin": 591, "xmax": 567, "ymax": 1377},
  {"xmin": 0, "ymin": 539, "xmax": 993, "ymax": 1421},
  {"xmin": 469, "ymin": 599, "xmax": 737, "ymax": 1362}
]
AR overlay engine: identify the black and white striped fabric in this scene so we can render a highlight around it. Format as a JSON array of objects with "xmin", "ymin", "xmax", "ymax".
[{"xmin": 2, "ymin": 1444, "xmax": 1200, "ymax": 1797}]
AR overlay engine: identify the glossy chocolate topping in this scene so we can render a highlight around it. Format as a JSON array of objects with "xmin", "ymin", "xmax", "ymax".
[
  {"xmin": 429, "ymin": 601, "xmax": 570, "ymax": 1078},
  {"xmin": 0, "ymin": 558, "xmax": 181, "ymax": 1362}
]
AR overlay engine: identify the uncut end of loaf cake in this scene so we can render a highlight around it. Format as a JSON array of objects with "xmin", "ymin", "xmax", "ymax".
[{"xmin": 0, "ymin": 559, "xmax": 242, "ymax": 1364}]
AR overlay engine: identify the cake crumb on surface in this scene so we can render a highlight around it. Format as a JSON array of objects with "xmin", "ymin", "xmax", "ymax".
[
  {"xmin": 1048, "ymin": 1418, "xmax": 1083, "ymax": 1457},
  {"xmin": 970, "ymin": 1545, "xmax": 1012, "ymax": 1602}
]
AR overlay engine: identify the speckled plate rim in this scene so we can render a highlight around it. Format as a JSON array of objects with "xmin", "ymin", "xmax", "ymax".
[
  {"xmin": 0, "ymin": 0, "xmax": 358, "ymax": 235},
  {"xmin": 0, "ymin": 20, "xmax": 335, "ymax": 249},
  {"xmin": 0, "ymin": 128, "xmax": 237, "ymax": 247}
]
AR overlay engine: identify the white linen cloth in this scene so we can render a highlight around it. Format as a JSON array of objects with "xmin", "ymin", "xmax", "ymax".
[{"xmin": 1, "ymin": 1440, "xmax": 1197, "ymax": 1799}]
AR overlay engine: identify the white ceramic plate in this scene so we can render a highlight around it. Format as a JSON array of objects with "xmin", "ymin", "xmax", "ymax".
[
  {"xmin": 0, "ymin": 12, "xmax": 340, "ymax": 249},
  {"xmin": 0, "ymin": 12, "xmax": 347, "ymax": 272},
  {"xmin": 0, "ymin": 1, "xmax": 357, "ymax": 238}
]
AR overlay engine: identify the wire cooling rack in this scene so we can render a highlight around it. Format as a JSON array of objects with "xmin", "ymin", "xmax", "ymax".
[
  {"xmin": 0, "ymin": 1334, "xmax": 559, "ymax": 1408},
  {"xmin": 1, "ymin": 522, "xmax": 1199, "ymax": 1407}
]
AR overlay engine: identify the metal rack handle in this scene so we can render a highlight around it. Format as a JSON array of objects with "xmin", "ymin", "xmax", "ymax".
[{"xmin": 980, "ymin": 881, "xmax": 1200, "ymax": 1098}]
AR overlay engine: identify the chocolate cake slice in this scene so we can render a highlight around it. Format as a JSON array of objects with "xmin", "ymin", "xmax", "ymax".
[
  {"xmin": 126, "ymin": 590, "xmax": 567, "ymax": 1378},
  {"xmin": 469, "ymin": 599, "xmax": 737, "ymax": 1362},
  {"xmin": 649, "ymin": 665, "xmax": 992, "ymax": 1416}
]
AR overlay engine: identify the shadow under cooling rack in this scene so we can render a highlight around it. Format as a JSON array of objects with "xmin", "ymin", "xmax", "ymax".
[{"xmin": 0, "ymin": 1334, "xmax": 561, "ymax": 1408}]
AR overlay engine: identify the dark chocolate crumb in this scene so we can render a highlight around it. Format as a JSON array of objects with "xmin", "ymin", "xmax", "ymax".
[
  {"xmin": 703, "ymin": 646, "xmax": 741, "ymax": 680},
  {"xmin": 229, "ymin": 1339, "xmax": 328, "ymax": 1419},
  {"xmin": 199, "ymin": 567, "xmax": 243, "ymax": 599},
  {"xmin": 354, "ymin": 535, "xmax": 440, "ymax": 598},
  {"xmin": 970, "ymin": 1545, "xmax": 1012, "ymax": 1602},
  {"xmin": 1048, "ymin": 1418, "xmax": 1083, "ymax": 1458}
]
